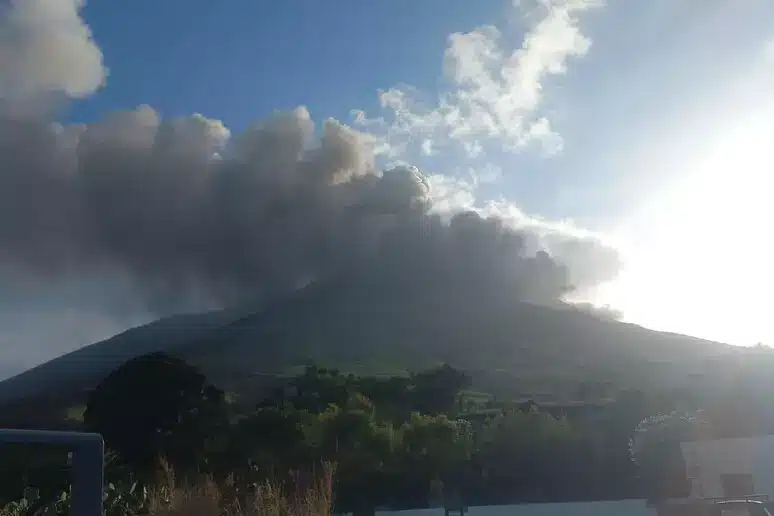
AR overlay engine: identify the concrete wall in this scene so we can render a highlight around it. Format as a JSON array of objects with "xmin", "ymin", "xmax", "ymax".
[
  {"xmin": 374, "ymin": 499, "xmax": 654, "ymax": 516},
  {"xmin": 681, "ymin": 436, "xmax": 774, "ymax": 498}
]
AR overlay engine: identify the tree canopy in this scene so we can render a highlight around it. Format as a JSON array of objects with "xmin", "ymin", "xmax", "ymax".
[
  {"xmin": 7, "ymin": 356, "xmax": 771, "ymax": 511},
  {"xmin": 83, "ymin": 351, "xmax": 226, "ymax": 475}
]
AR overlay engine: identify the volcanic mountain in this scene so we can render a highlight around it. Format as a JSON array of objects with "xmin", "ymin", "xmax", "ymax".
[{"xmin": 0, "ymin": 269, "xmax": 739, "ymax": 428}]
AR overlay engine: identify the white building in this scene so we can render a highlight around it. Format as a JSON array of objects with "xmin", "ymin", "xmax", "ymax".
[
  {"xmin": 680, "ymin": 436, "xmax": 774, "ymax": 500},
  {"xmin": 376, "ymin": 500, "xmax": 654, "ymax": 516}
]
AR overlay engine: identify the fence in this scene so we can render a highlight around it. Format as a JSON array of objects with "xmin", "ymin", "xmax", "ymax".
[{"xmin": 0, "ymin": 429, "xmax": 103, "ymax": 516}]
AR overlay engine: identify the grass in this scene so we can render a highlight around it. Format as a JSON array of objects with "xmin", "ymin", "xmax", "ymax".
[
  {"xmin": 65, "ymin": 404, "xmax": 86, "ymax": 422},
  {"xmin": 150, "ymin": 469, "xmax": 334, "ymax": 516},
  {"xmin": 0, "ymin": 461, "xmax": 335, "ymax": 516}
]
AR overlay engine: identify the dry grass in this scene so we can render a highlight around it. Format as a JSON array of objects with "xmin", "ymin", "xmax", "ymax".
[
  {"xmin": 0, "ymin": 461, "xmax": 335, "ymax": 516},
  {"xmin": 148, "ymin": 461, "xmax": 334, "ymax": 516}
]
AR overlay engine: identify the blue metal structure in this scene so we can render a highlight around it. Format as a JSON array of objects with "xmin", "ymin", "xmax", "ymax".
[{"xmin": 0, "ymin": 429, "xmax": 104, "ymax": 516}]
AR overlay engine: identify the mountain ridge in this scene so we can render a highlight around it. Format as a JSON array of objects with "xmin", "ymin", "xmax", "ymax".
[{"xmin": 0, "ymin": 273, "xmax": 737, "ymax": 412}]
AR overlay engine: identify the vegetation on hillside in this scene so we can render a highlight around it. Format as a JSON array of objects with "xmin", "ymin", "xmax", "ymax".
[
  {"xmin": 0, "ymin": 281, "xmax": 739, "ymax": 416},
  {"xmin": 1, "ymin": 350, "xmax": 773, "ymax": 515}
]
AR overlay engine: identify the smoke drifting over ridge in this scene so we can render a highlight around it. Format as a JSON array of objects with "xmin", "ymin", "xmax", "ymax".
[
  {"xmin": 0, "ymin": 0, "xmax": 622, "ymax": 333},
  {"xmin": 0, "ymin": 105, "xmax": 620, "ymax": 312}
]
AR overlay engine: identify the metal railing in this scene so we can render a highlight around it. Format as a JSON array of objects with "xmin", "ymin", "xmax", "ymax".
[
  {"xmin": 0, "ymin": 429, "xmax": 104, "ymax": 516},
  {"xmin": 707, "ymin": 495, "xmax": 770, "ymax": 503},
  {"xmin": 652, "ymin": 494, "xmax": 771, "ymax": 508}
]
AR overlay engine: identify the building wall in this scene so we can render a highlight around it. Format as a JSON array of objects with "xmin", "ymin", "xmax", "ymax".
[
  {"xmin": 375, "ymin": 500, "xmax": 654, "ymax": 516},
  {"xmin": 681, "ymin": 436, "xmax": 774, "ymax": 499}
]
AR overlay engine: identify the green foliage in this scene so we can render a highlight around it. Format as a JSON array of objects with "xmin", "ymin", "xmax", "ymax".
[
  {"xmin": 409, "ymin": 364, "xmax": 471, "ymax": 415},
  {"xmin": 0, "ymin": 498, "xmax": 31, "ymax": 516},
  {"xmin": 473, "ymin": 410, "xmax": 595, "ymax": 502},
  {"xmin": 0, "ymin": 357, "xmax": 719, "ymax": 511},
  {"xmin": 401, "ymin": 413, "xmax": 473, "ymax": 471},
  {"xmin": 629, "ymin": 411, "xmax": 705, "ymax": 500},
  {"xmin": 83, "ymin": 352, "xmax": 228, "ymax": 476},
  {"xmin": 0, "ymin": 482, "xmax": 155, "ymax": 516},
  {"xmin": 0, "ymin": 467, "xmax": 336, "ymax": 516}
]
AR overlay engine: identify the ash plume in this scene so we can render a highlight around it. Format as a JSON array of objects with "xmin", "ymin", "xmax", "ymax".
[
  {"xmin": 0, "ymin": 0, "xmax": 622, "ymax": 322},
  {"xmin": 0, "ymin": 105, "xmax": 620, "ymax": 313}
]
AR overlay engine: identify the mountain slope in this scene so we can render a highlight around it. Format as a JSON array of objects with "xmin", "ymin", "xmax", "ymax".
[
  {"xmin": 0, "ymin": 309, "xmax": 246, "ymax": 404},
  {"xmin": 0, "ymin": 273, "xmax": 737, "ymax": 411},
  {"xmin": 180, "ymin": 274, "xmax": 734, "ymax": 398}
]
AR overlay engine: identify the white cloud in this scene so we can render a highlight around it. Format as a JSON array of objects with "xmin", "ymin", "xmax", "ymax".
[
  {"xmin": 355, "ymin": 0, "xmax": 618, "ymax": 296},
  {"xmin": 427, "ymin": 174, "xmax": 477, "ymax": 216},
  {"xmin": 463, "ymin": 140, "xmax": 483, "ymax": 158},
  {"xmin": 355, "ymin": 0, "xmax": 601, "ymax": 162},
  {"xmin": 471, "ymin": 163, "xmax": 504, "ymax": 185},
  {"xmin": 420, "ymin": 138, "xmax": 435, "ymax": 156},
  {"xmin": 764, "ymin": 37, "xmax": 774, "ymax": 63},
  {"xmin": 0, "ymin": 0, "xmax": 106, "ymax": 101}
]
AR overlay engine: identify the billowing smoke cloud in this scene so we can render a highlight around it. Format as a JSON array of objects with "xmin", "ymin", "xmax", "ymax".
[
  {"xmin": 0, "ymin": 105, "xmax": 620, "ymax": 312},
  {"xmin": 0, "ymin": 0, "xmax": 106, "ymax": 104},
  {"xmin": 0, "ymin": 0, "xmax": 622, "ymax": 366}
]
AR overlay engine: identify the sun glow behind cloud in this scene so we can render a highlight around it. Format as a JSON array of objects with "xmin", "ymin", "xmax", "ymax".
[
  {"xmin": 595, "ymin": 102, "xmax": 774, "ymax": 345},
  {"xmin": 356, "ymin": 0, "xmax": 774, "ymax": 346}
]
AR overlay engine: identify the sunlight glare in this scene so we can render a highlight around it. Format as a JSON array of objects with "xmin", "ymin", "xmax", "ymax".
[{"xmin": 596, "ymin": 106, "xmax": 774, "ymax": 345}]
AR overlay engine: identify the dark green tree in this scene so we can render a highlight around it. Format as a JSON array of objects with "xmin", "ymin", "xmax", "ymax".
[
  {"xmin": 83, "ymin": 352, "xmax": 226, "ymax": 476},
  {"xmin": 410, "ymin": 364, "xmax": 471, "ymax": 415},
  {"xmin": 629, "ymin": 411, "xmax": 702, "ymax": 501},
  {"xmin": 313, "ymin": 397, "xmax": 399, "ymax": 516},
  {"xmin": 472, "ymin": 410, "xmax": 591, "ymax": 503},
  {"xmin": 216, "ymin": 405, "xmax": 313, "ymax": 481},
  {"xmin": 398, "ymin": 412, "xmax": 474, "ymax": 508}
]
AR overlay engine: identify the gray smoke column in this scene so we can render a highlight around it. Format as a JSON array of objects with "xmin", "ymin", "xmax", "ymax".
[
  {"xmin": 0, "ymin": 105, "xmax": 620, "ymax": 313},
  {"xmin": 0, "ymin": 0, "xmax": 622, "ymax": 319}
]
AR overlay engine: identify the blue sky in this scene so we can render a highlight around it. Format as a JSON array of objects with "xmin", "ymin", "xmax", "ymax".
[
  {"xmin": 68, "ymin": 0, "xmax": 774, "ymax": 226},
  {"xmin": 1, "ymin": 0, "xmax": 774, "ymax": 375},
  {"xmin": 70, "ymin": 0, "xmax": 504, "ymax": 130}
]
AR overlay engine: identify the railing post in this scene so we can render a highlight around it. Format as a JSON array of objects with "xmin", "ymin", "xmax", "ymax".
[
  {"xmin": 0, "ymin": 429, "xmax": 104, "ymax": 516},
  {"xmin": 71, "ymin": 438, "xmax": 104, "ymax": 516}
]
